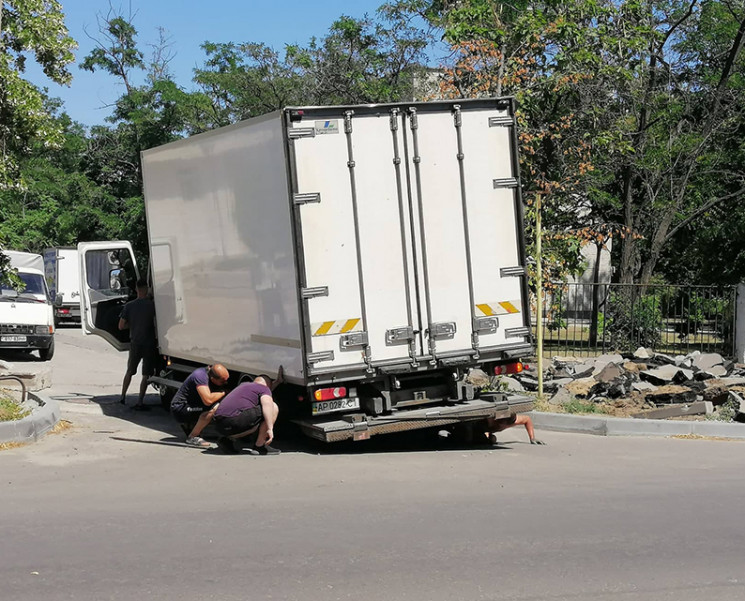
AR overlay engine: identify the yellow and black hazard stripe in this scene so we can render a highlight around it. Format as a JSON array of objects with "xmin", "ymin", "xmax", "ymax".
[
  {"xmin": 475, "ymin": 300, "xmax": 521, "ymax": 317},
  {"xmin": 311, "ymin": 318, "xmax": 363, "ymax": 337}
]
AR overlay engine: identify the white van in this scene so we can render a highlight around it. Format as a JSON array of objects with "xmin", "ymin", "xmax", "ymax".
[{"xmin": 0, "ymin": 251, "xmax": 55, "ymax": 360}]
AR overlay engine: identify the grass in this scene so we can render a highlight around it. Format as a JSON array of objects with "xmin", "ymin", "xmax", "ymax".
[
  {"xmin": 562, "ymin": 398, "xmax": 606, "ymax": 415},
  {"xmin": 0, "ymin": 390, "xmax": 31, "ymax": 422}
]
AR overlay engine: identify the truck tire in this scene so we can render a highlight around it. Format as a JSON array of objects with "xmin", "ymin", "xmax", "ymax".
[{"xmin": 38, "ymin": 339, "xmax": 55, "ymax": 361}]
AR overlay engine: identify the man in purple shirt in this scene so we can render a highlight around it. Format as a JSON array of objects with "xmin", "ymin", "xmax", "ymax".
[{"xmin": 213, "ymin": 367, "xmax": 283, "ymax": 455}]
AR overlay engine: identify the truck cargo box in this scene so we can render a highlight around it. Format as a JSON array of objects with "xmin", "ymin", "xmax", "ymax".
[{"xmin": 79, "ymin": 98, "xmax": 534, "ymax": 441}]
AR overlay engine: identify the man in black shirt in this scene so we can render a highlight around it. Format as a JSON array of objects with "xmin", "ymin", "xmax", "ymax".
[{"xmin": 118, "ymin": 280, "xmax": 157, "ymax": 410}]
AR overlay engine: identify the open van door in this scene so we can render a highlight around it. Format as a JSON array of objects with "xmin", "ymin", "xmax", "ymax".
[{"xmin": 77, "ymin": 241, "xmax": 140, "ymax": 351}]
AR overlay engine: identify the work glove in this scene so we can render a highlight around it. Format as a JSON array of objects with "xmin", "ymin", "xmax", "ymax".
[{"xmin": 530, "ymin": 439, "xmax": 546, "ymax": 445}]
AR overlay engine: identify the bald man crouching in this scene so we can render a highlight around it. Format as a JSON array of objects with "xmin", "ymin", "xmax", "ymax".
[
  {"xmin": 212, "ymin": 367, "xmax": 283, "ymax": 455},
  {"xmin": 170, "ymin": 364, "xmax": 230, "ymax": 448}
]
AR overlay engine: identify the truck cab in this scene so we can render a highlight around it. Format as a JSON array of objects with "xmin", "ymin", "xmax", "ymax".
[{"xmin": 0, "ymin": 251, "xmax": 55, "ymax": 361}]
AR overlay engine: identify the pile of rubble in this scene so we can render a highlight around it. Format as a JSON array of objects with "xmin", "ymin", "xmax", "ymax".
[{"xmin": 507, "ymin": 349, "xmax": 745, "ymax": 422}]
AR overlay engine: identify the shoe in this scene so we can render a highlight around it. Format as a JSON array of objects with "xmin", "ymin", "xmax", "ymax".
[
  {"xmin": 185, "ymin": 436, "xmax": 211, "ymax": 448},
  {"xmin": 132, "ymin": 404, "xmax": 151, "ymax": 411},
  {"xmin": 216, "ymin": 437, "xmax": 239, "ymax": 455},
  {"xmin": 252, "ymin": 444, "xmax": 280, "ymax": 456}
]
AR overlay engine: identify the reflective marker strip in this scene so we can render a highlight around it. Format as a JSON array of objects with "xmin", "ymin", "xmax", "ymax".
[
  {"xmin": 312, "ymin": 318, "xmax": 362, "ymax": 336},
  {"xmin": 476, "ymin": 301, "xmax": 521, "ymax": 316}
]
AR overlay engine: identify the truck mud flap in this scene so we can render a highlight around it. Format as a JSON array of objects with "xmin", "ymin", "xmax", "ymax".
[{"xmin": 292, "ymin": 394, "xmax": 534, "ymax": 443}]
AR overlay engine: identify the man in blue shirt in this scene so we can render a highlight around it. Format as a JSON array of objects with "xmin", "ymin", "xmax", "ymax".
[{"xmin": 171, "ymin": 363, "xmax": 230, "ymax": 448}]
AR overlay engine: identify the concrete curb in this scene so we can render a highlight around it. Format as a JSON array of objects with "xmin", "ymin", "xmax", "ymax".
[
  {"xmin": 0, "ymin": 393, "xmax": 61, "ymax": 444},
  {"xmin": 531, "ymin": 411, "xmax": 745, "ymax": 439}
]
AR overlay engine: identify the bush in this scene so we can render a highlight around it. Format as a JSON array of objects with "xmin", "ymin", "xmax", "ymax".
[{"xmin": 601, "ymin": 289, "xmax": 662, "ymax": 350}]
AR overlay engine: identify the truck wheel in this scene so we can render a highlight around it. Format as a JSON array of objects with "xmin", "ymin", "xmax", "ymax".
[{"xmin": 38, "ymin": 339, "xmax": 55, "ymax": 361}]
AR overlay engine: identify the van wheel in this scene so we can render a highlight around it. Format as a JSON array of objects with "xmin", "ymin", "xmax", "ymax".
[{"xmin": 38, "ymin": 339, "xmax": 55, "ymax": 361}]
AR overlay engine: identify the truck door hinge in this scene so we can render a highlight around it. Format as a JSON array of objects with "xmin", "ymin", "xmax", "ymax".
[
  {"xmin": 385, "ymin": 326, "xmax": 415, "ymax": 345},
  {"xmin": 500, "ymin": 266, "xmax": 526, "ymax": 277},
  {"xmin": 343, "ymin": 111, "xmax": 354, "ymax": 134},
  {"xmin": 339, "ymin": 331, "xmax": 368, "ymax": 349},
  {"xmin": 288, "ymin": 127, "xmax": 316, "ymax": 139},
  {"xmin": 474, "ymin": 316, "xmax": 499, "ymax": 335},
  {"xmin": 408, "ymin": 107, "xmax": 419, "ymax": 130},
  {"xmin": 301, "ymin": 286, "xmax": 328, "ymax": 300},
  {"xmin": 488, "ymin": 115, "xmax": 515, "ymax": 127},
  {"xmin": 493, "ymin": 178, "xmax": 518, "ymax": 189},
  {"xmin": 452, "ymin": 104, "xmax": 462, "ymax": 127},
  {"xmin": 428, "ymin": 322, "xmax": 456, "ymax": 340},
  {"xmin": 308, "ymin": 350, "xmax": 335, "ymax": 364},
  {"xmin": 293, "ymin": 192, "xmax": 321, "ymax": 206},
  {"xmin": 389, "ymin": 108, "xmax": 400, "ymax": 131}
]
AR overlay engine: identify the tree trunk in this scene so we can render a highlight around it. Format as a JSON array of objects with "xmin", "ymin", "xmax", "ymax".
[{"xmin": 619, "ymin": 165, "xmax": 637, "ymax": 284}]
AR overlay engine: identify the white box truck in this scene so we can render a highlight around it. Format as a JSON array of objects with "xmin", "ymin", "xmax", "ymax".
[
  {"xmin": 43, "ymin": 247, "xmax": 82, "ymax": 325},
  {"xmin": 78, "ymin": 98, "xmax": 534, "ymax": 442},
  {"xmin": 0, "ymin": 250, "xmax": 55, "ymax": 360}
]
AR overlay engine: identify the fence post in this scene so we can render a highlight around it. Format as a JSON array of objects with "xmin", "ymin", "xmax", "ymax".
[{"xmin": 736, "ymin": 284, "xmax": 745, "ymax": 363}]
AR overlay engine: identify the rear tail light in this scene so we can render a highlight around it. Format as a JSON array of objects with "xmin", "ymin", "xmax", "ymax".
[
  {"xmin": 58, "ymin": 308, "xmax": 70, "ymax": 315},
  {"xmin": 314, "ymin": 387, "xmax": 347, "ymax": 401},
  {"xmin": 493, "ymin": 362, "xmax": 523, "ymax": 375}
]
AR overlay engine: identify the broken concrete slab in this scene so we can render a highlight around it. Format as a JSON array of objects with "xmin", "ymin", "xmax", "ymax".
[
  {"xmin": 0, "ymin": 365, "xmax": 52, "ymax": 392},
  {"xmin": 594, "ymin": 362, "xmax": 625, "ymax": 384},
  {"xmin": 701, "ymin": 383, "xmax": 730, "ymax": 405},
  {"xmin": 633, "ymin": 347, "xmax": 652, "ymax": 360},
  {"xmin": 632, "ymin": 381, "xmax": 657, "ymax": 393},
  {"xmin": 632, "ymin": 401, "xmax": 713, "ymax": 419},
  {"xmin": 674, "ymin": 355, "xmax": 693, "ymax": 368},
  {"xmin": 549, "ymin": 386, "xmax": 573, "ymax": 406},
  {"xmin": 592, "ymin": 354, "xmax": 624, "ymax": 374},
  {"xmin": 645, "ymin": 385, "xmax": 699, "ymax": 405},
  {"xmin": 565, "ymin": 377, "xmax": 596, "ymax": 398},
  {"xmin": 692, "ymin": 353, "xmax": 724, "ymax": 372},
  {"xmin": 623, "ymin": 361, "xmax": 645, "ymax": 374},
  {"xmin": 651, "ymin": 353, "xmax": 677, "ymax": 365},
  {"xmin": 640, "ymin": 364, "xmax": 693, "ymax": 385},
  {"xmin": 700, "ymin": 365, "xmax": 728, "ymax": 379}
]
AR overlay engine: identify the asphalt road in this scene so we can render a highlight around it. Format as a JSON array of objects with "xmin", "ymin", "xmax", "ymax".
[{"xmin": 1, "ymin": 329, "xmax": 745, "ymax": 601}]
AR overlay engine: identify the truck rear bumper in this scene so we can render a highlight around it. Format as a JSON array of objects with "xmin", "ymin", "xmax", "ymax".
[{"xmin": 292, "ymin": 394, "xmax": 534, "ymax": 443}]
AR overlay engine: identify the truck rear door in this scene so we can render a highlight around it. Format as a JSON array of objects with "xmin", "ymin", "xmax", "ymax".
[
  {"xmin": 287, "ymin": 99, "xmax": 530, "ymax": 377},
  {"xmin": 77, "ymin": 241, "xmax": 140, "ymax": 351}
]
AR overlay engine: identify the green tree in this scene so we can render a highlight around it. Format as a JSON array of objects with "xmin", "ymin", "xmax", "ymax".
[{"xmin": 0, "ymin": 0, "xmax": 76, "ymax": 281}]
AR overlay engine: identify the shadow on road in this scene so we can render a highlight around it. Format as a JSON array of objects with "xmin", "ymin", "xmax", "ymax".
[{"xmin": 50, "ymin": 391, "xmax": 527, "ymax": 456}]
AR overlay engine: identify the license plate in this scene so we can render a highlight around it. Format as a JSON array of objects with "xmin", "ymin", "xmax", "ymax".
[
  {"xmin": 1, "ymin": 335, "xmax": 27, "ymax": 342},
  {"xmin": 312, "ymin": 397, "xmax": 360, "ymax": 416}
]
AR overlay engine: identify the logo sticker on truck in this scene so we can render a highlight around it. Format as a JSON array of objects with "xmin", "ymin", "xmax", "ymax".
[{"xmin": 314, "ymin": 120, "xmax": 339, "ymax": 135}]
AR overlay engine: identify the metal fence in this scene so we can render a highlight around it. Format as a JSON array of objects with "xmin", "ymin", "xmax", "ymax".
[{"xmin": 531, "ymin": 283, "xmax": 738, "ymax": 358}]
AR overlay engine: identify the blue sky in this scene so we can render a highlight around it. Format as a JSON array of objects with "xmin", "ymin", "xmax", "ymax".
[{"xmin": 27, "ymin": 0, "xmax": 393, "ymax": 126}]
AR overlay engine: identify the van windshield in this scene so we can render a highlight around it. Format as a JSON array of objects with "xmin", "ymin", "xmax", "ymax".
[{"xmin": 1, "ymin": 272, "xmax": 48, "ymax": 297}]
